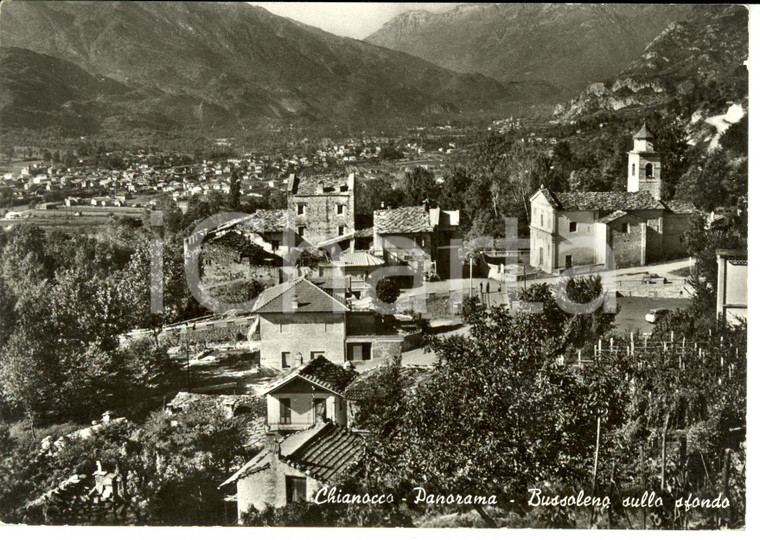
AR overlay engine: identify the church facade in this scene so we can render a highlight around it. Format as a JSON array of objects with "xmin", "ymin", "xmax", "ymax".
[{"xmin": 529, "ymin": 126, "xmax": 696, "ymax": 274}]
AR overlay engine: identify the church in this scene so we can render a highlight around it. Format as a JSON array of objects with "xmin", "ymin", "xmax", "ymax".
[{"xmin": 529, "ymin": 125, "xmax": 697, "ymax": 274}]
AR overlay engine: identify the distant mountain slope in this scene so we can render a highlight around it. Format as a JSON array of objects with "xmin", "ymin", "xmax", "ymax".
[
  {"xmin": 553, "ymin": 6, "xmax": 748, "ymax": 121},
  {"xmin": 366, "ymin": 4, "xmax": 693, "ymax": 95},
  {"xmin": 0, "ymin": 1, "xmax": 514, "ymax": 133}
]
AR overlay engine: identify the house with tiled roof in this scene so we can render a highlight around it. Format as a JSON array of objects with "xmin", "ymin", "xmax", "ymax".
[
  {"xmin": 220, "ymin": 420, "xmax": 365, "ymax": 518},
  {"xmin": 263, "ymin": 355, "xmax": 357, "ymax": 432},
  {"xmin": 316, "ymin": 251, "xmax": 385, "ymax": 300},
  {"xmin": 251, "ymin": 278, "xmax": 349, "ymax": 370},
  {"xmin": 287, "ymin": 172, "xmax": 356, "ymax": 249},
  {"xmin": 371, "ymin": 201, "xmax": 460, "ymax": 279},
  {"xmin": 529, "ymin": 126, "xmax": 697, "ymax": 274}
]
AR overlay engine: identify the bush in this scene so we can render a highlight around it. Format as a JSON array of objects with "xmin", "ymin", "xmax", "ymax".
[{"xmin": 376, "ymin": 278, "xmax": 401, "ymax": 305}]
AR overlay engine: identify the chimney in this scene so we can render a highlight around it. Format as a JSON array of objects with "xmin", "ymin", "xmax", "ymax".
[
  {"xmin": 318, "ymin": 179, "xmax": 325, "ymax": 194},
  {"xmin": 291, "ymin": 295, "xmax": 299, "ymax": 311},
  {"xmin": 423, "ymin": 199, "xmax": 430, "ymax": 212},
  {"xmin": 380, "ymin": 201, "xmax": 385, "ymax": 209},
  {"xmin": 265, "ymin": 432, "xmax": 280, "ymax": 456}
]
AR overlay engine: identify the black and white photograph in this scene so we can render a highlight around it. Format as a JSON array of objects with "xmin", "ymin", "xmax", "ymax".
[{"xmin": 0, "ymin": 1, "xmax": 751, "ymax": 531}]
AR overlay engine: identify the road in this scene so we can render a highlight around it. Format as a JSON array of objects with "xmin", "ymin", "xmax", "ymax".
[{"xmin": 399, "ymin": 258, "xmax": 694, "ymax": 305}]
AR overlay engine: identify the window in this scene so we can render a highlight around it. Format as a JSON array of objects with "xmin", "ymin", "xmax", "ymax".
[
  {"xmin": 285, "ymin": 476, "xmax": 306, "ymax": 504},
  {"xmin": 297, "ymin": 203, "xmax": 306, "ymax": 215},
  {"xmin": 631, "ymin": 163, "xmax": 636, "ymax": 176},
  {"xmin": 540, "ymin": 213, "xmax": 544, "ymax": 227},
  {"xmin": 281, "ymin": 352, "xmax": 291, "ymax": 369},
  {"xmin": 279, "ymin": 398, "xmax": 291, "ymax": 424},
  {"xmin": 348, "ymin": 343, "xmax": 372, "ymax": 361},
  {"xmin": 338, "ymin": 225, "xmax": 345, "ymax": 236},
  {"xmin": 539, "ymin": 247, "xmax": 544, "ymax": 266},
  {"xmin": 313, "ymin": 398, "xmax": 327, "ymax": 423},
  {"xmin": 645, "ymin": 163, "xmax": 653, "ymax": 178},
  {"xmin": 569, "ymin": 221, "xmax": 577, "ymax": 233},
  {"xmin": 271, "ymin": 239, "xmax": 280, "ymax": 251},
  {"xmin": 565, "ymin": 255, "xmax": 573, "ymax": 269},
  {"xmin": 310, "ymin": 351, "xmax": 325, "ymax": 360},
  {"xmin": 621, "ymin": 223, "xmax": 630, "ymax": 234},
  {"xmin": 297, "ymin": 225, "xmax": 306, "ymax": 237},
  {"xmin": 336, "ymin": 204, "xmax": 344, "ymax": 215}
]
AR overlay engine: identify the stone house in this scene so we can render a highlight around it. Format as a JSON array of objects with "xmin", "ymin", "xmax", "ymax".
[
  {"xmin": 316, "ymin": 251, "xmax": 385, "ymax": 300},
  {"xmin": 287, "ymin": 172, "xmax": 355, "ymax": 248},
  {"xmin": 529, "ymin": 126, "xmax": 696, "ymax": 274},
  {"xmin": 220, "ymin": 421, "xmax": 364, "ymax": 519},
  {"xmin": 371, "ymin": 202, "xmax": 460, "ymax": 278},
  {"xmin": 236, "ymin": 209, "xmax": 291, "ymax": 259}
]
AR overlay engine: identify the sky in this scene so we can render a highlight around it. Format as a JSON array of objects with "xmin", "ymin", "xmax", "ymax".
[{"xmin": 249, "ymin": 2, "xmax": 461, "ymax": 39}]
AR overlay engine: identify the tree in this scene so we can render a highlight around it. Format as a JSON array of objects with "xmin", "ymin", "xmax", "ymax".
[
  {"xmin": 0, "ymin": 405, "xmax": 250, "ymax": 525},
  {"xmin": 402, "ymin": 167, "xmax": 439, "ymax": 207},
  {"xmin": 228, "ymin": 169, "xmax": 241, "ymax": 210},
  {"xmin": 0, "ymin": 224, "xmax": 54, "ymax": 294},
  {"xmin": 720, "ymin": 115, "xmax": 748, "ymax": 155},
  {"xmin": 676, "ymin": 151, "xmax": 730, "ymax": 211},
  {"xmin": 375, "ymin": 277, "xmax": 401, "ymax": 305},
  {"xmin": 389, "ymin": 300, "xmax": 621, "ymax": 525}
]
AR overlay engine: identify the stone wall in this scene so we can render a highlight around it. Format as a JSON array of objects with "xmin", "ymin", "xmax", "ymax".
[{"xmin": 609, "ymin": 218, "xmax": 645, "ymax": 268}]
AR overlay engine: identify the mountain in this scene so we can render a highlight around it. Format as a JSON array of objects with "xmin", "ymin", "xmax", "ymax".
[
  {"xmin": 553, "ymin": 6, "xmax": 748, "ymax": 121},
  {"xmin": 366, "ymin": 4, "xmax": 694, "ymax": 95},
  {"xmin": 0, "ymin": 1, "xmax": 515, "ymax": 134}
]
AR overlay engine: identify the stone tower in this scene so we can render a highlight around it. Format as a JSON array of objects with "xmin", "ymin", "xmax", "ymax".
[{"xmin": 627, "ymin": 124, "xmax": 662, "ymax": 200}]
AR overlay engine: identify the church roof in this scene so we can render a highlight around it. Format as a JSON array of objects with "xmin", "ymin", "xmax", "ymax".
[
  {"xmin": 553, "ymin": 191, "xmax": 665, "ymax": 211},
  {"xmin": 596, "ymin": 210, "xmax": 641, "ymax": 224},
  {"xmin": 634, "ymin": 124, "xmax": 655, "ymax": 139}
]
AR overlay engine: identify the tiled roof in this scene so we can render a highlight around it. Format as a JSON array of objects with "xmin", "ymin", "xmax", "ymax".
[
  {"xmin": 253, "ymin": 278, "xmax": 348, "ymax": 314},
  {"xmin": 663, "ymin": 199, "xmax": 698, "ymax": 214},
  {"xmin": 237, "ymin": 209, "xmax": 287, "ymax": 233},
  {"xmin": 291, "ymin": 174, "xmax": 353, "ymax": 196},
  {"xmin": 374, "ymin": 206, "xmax": 432, "ymax": 234},
  {"xmin": 283, "ymin": 422, "xmax": 365, "ymax": 483},
  {"xmin": 333, "ymin": 251, "xmax": 384, "ymax": 267},
  {"xmin": 266, "ymin": 355, "xmax": 357, "ymax": 396},
  {"xmin": 220, "ymin": 421, "xmax": 365, "ymax": 487},
  {"xmin": 553, "ymin": 191, "xmax": 665, "ymax": 211}
]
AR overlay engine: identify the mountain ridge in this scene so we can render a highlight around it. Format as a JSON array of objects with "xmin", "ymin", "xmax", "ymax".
[
  {"xmin": 0, "ymin": 1, "xmax": 517, "ymax": 134},
  {"xmin": 366, "ymin": 4, "xmax": 696, "ymax": 95}
]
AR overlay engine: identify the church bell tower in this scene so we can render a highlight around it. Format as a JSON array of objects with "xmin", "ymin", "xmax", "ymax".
[{"xmin": 627, "ymin": 124, "xmax": 662, "ymax": 200}]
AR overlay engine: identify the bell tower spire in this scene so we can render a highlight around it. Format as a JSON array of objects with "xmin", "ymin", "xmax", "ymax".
[{"xmin": 627, "ymin": 124, "xmax": 662, "ymax": 200}]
